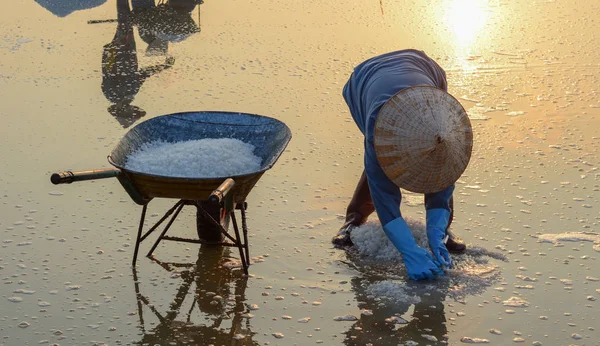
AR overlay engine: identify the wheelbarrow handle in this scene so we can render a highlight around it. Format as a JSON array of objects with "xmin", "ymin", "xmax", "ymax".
[
  {"xmin": 50, "ymin": 168, "xmax": 121, "ymax": 185},
  {"xmin": 209, "ymin": 178, "xmax": 235, "ymax": 204}
]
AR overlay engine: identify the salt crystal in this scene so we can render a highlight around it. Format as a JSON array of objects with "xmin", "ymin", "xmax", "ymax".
[
  {"xmin": 516, "ymin": 275, "xmax": 537, "ymax": 282},
  {"xmin": 333, "ymin": 315, "xmax": 358, "ymax": 321},
  {"xmin": 515, "ymin": 285, "xmax": 534, "ymax": 289},
  {"xmin": 502, "ymin": 297, "xmax": 530, "ymax": 307},
  {"xmin": 422, "ymin": 334, "xmax": 438, "ymax": 342},
  {"xmin": 385, "ymin": 316, "xmax": 408, "ymax": 324},
  {"xmin": 460, "ymin": 336, "xmax": 490, "ymax": 343}
]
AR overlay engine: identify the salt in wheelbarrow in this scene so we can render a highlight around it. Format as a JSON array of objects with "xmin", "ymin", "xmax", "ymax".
[{"xmin": 51, "ymin": 111, "xmax": 292, "ymax": 274}]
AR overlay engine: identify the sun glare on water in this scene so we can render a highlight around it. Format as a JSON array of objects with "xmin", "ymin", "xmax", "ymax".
[{"xmin": 445, "ymin": 0, "xmax": 489, "ymax": 47}]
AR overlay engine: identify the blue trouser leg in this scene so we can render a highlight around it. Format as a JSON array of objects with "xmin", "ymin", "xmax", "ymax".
[{"xmin": 424, "ymin": 185, "xmax": 454, "ymax": 212}]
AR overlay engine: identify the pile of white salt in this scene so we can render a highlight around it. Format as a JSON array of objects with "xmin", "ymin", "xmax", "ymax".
[{"xmin": 125, "ymin": 138, "xmax": 262, "ymax": 178}]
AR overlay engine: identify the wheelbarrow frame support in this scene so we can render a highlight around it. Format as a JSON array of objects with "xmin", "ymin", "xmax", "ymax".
[{"xmin": 131, "ymin": 178, "xmax": 251, "ymax": 274}]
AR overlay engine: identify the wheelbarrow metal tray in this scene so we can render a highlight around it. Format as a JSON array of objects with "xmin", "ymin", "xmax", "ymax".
[{"xmin": 108, "ymin": 111, "xmax": 292, "ymax": 203}]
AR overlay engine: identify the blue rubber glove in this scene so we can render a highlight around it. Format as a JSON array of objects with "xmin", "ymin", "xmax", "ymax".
[
  {"xmin": 426, "ymin": 208, "xmax": 452, "ymax": 268},
  {"xmin": 383, "ymin": 217, "xmax": 444, "ymax": 280}
]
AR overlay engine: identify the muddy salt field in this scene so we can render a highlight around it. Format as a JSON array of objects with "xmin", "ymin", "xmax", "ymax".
[{"xmin": 1, "ymin": 0, "xmax": 599, "ymax": 345}]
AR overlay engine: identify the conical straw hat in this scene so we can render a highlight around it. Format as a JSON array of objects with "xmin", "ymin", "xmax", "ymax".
[{"xmin": 374, "ymin": 86, "xmax": 473, "ymax": 193}]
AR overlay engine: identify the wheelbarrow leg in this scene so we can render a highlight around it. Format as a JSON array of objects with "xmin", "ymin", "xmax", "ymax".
[
  {"xmin": 132, "ymin": 204, "xmax": 148, "ymax": 266},
  {"xmin": 146, "ymin": 202, "xmax": 186, "ymax": 258},
  {"xmin": 239, "ymin": 203, "xmax": 250, "ymax": 265},
  {"xmin": 230, "ymin": 211, "xmax": 248, "ymax": 275},
  {"xmin": 140, "ymin": 201, "xmax": 185, "ymax": 243}
]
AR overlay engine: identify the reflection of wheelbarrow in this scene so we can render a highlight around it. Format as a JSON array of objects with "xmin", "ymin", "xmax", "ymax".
[
  {"xmin": 132, "ymin": 247, "xmax": 258, "ymax": 345},
  {"xmin": 51, "ymin": 111, "xmax": 292, "ymax": 274}
]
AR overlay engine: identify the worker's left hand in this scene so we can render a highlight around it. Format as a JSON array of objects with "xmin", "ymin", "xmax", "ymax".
[
  {"xmin": 426, "ymin": 208, "xmax": 453, "ymax": 268},
  {"xmin": 427, "ymin": 231, "xmax": 452, "ymax": 268}
]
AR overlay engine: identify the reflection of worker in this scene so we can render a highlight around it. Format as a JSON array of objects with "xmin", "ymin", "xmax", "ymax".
[
  {"xmin": 343, "ymin": 277, "xmax": 449, "ymax": 345},
  {"xmin": 102, "ymin": 0, "xmax": 175, "ymax": 128},
  {"xmin": 332, "ymin": 50, "xmax": 473, "ymax": 281}
]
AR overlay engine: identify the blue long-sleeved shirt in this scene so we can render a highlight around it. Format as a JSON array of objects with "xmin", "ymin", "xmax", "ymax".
[{"xmin": 342, "ymin": 49, "xmax": 453, "ymax": 225}]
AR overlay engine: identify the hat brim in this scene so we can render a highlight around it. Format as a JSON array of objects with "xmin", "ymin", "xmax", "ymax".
[{"xmin": 374, "ymin": 86, "xmax": 473, "ymax": 193}]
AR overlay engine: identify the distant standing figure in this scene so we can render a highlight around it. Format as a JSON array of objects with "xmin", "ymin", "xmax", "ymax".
[{"xmin": 332, "ymin": 49, "xmax": 473, "ymax": 281}]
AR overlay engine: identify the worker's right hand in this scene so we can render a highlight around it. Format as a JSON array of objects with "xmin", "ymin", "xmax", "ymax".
[{"xmin": 383, "ymin": 217, "xmax": 444, "ymax": 281}]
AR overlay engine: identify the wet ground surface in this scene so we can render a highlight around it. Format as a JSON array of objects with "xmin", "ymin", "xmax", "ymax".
[{"xmin": 1, "ymin": 0, "xmax": 599, "ymax": 345}]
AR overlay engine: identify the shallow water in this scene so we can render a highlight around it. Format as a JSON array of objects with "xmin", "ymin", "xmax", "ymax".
[{"xmin": 1, "ymin": 0, "xmax": 599, "ymax": 345}]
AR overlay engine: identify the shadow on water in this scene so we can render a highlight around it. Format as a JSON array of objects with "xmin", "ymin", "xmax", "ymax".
[
  {"xmin": 132, "ymin": 246, "xmax": 258, "ymax": 345},
  {"xmin": 99, "ymin": 0, "xmax": 202, "ymax": 128}
]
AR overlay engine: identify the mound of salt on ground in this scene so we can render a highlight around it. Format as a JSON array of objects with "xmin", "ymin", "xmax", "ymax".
[
  {"xmin": 537, "ymin": 232, "xmax": 600, "ymax": 252},
  {"xmin": 350, "ymin": 217, "xmax": 429, "ymax": 261},
  {"xmin": 124, "ymin": 138, "xmax": 262, "ymax": 178},
  {"xmin": 347, "ymin": 218, "xmax": 505, "ymax": 299}
]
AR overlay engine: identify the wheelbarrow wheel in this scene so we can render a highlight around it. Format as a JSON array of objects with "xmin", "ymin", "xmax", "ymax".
[{"xmin": 196, "ymin": 200, "xmax": 229, "ymax": 244}]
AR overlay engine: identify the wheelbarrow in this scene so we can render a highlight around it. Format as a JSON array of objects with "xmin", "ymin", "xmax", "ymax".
[{"xmin": 50, "ymin": 111, "xmax": 292, "ymax": 274}]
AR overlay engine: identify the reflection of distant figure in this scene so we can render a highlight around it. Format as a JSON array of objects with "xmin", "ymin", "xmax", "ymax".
[
  {"xmin": 131, "ymin": 0, "xmax": 169, "ymax": 56},
  {"xmin": 102, "ymin": 0, "xmax": 175, "ymax": 128},
  {"xmin": 343, "ymin": 276, "xmax": 449, "ymax": 345},
  {"xmin": 134, "ymin": 0, "xmax": 202, "ymax": 43},
  {"xmin": 35, "ymin": 0, "xmax": 106, "ymax": 17}
]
